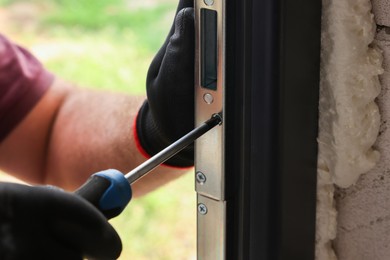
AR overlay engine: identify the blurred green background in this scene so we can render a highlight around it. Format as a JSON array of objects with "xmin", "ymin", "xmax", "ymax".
[{"xmin": 0, "ymin": 0, "xmax": 196, "ymax": 259}]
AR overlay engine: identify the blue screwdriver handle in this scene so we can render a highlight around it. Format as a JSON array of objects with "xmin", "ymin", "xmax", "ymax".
[{"xmin": 74, "ymin": 169, "xmax": 132, "ymax": 219}]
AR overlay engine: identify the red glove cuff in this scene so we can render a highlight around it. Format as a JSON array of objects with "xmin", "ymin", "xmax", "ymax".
[{"xmin": 132, "ymin": 109, "xmax": 194, "ymax": 170}]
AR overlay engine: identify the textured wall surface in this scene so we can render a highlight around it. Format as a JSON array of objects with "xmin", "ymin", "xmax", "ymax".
[
  {"xmin": 316, "ymin": 0, "xmax": 382, "ymax": 259},
  {"xmin": 334, "ymin": 4, "xmax": 390, "ymax": 258},
  {"xmin": 372, "ymin": 0, "xmax": 390, "ymax": 26}
]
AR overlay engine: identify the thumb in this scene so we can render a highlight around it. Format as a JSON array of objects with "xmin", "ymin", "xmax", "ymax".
[
  {"xmin": 147, "ymin": 1, "xmax": 194, "ymax": 80},
  {"xmin": 176, "ymin": 0, "xmax": 194, "ymax": 10},
  {"xmin": 169, "ymin": 7, "xmax": 195, "ymax": 54},
  {"xmin": 148, "ymin": 7, "xmax": 195, "ymax": 86}
]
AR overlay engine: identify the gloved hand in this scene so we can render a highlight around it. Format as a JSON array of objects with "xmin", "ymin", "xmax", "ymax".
[
  {"xmin": 136, "ymin": 0, "xmax": 195, "ymax": 167},
  {"xmin": 0, "ymin": 182, "xmax": 121, "ymax": 260}
]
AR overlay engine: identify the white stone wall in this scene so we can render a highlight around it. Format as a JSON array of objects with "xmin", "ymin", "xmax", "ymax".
[{"xmin": 334, "ymin": 2, "xmax": 390, "ymax": 259}]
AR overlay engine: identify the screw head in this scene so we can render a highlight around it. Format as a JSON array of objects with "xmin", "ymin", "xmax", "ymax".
[
  {"xmin": 204, "ymin": 0, "xmax": 214, "ymax": 6},
  {"xmin": 198, "ymin": 203, "xmax": 208, "ymax": 215},
  {"xmin": 203, "ymin": 93, "xmax": 214, "ymax": 104},
  {"xmin": 196, "ymin": 171, "xmax": 207, "ymax": 185}
]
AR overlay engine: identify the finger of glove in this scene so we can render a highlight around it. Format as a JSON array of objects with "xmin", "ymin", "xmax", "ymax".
[
  {"xmin": 45, "ymin": 189, "xmax": 122, "ymax": 259},
  {"xmin": 147, "ymin": 0, "xmax": 194, "ymax": 80},
  {"xmin": 50, "ymin": 213, "xmax": 121, "ymax": 259},
  {"xmin": 177, "ymin": 0, "xmax": 194, "ymax": 10},
  {"xmin": 0, "ymin": 183, "xmax": 122, "ymax": 259},
  {"xmin": 147, "ymin": 7, "xmax": 195, "ymax": 140},
  {"xmin": 1, "ymin": 231, "xmax": 82, "ymax": 260}
]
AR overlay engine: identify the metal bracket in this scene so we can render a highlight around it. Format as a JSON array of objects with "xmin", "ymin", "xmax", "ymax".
[
  {"xmin": 195, "ymin": 0, "xmax": 226, "ymax": 259},
  {"xmin": 195, "ymin": 0, "xmax": 225, "ymax": 201}
]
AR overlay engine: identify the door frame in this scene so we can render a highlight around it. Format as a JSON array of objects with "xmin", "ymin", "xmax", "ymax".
[{"xmin": 224, "ymin": 0, "xmax": 322, "ymax": 259}]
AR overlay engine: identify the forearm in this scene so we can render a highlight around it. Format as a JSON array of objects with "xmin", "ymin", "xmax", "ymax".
[
  {"xmin": 0, "ymin": 79, "xmax": 189, "ymax": 196},
  {"xmin": 46, "ymin": 80, "xmax": 189, "ymax": 196}
]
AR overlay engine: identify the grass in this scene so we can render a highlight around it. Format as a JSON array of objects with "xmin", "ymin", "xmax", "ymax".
[
  {"xmin": 41, "ymin": 1, "xmax": 175, "ymax": 52},
  {"xmin": 39, "ymin": 29, "xmax": 151, "ymax": 93},
  {"xmin": 0, "ymin": 0, "xmax": 196, "ymax": 259}
]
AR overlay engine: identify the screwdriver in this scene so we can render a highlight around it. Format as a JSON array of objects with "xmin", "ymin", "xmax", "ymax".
[{"xmin": 74, "ymin": 113, "xmax": 222, "ymax": 219}]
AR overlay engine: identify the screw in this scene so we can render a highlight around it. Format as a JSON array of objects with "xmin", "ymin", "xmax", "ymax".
[
  {"xmin": 204, "ymin": 0, "xmax": 214, "ymax": 6},
  {"xmin": 203, "ymin": 93, "xmax": 214, "ymax": 104},
  {"xmin": 196, "ymin": 171, "xmax": 207, "ymax": 184},
  {"xmin": 198, "ymin": 203, "xmax": 208, "ymax": 215}
]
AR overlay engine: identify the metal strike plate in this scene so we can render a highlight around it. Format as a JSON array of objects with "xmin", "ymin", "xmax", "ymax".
[
  {"xmin": 195, "ymin": 0, "xmax": 226, "ymax": 259},
  {"xmin": 197, "ymin": 194, "xmax": 226, "ymax": 259},
  {"xmin": 194, "ymin": 0, "xmax": 225, "ymax": 201}
]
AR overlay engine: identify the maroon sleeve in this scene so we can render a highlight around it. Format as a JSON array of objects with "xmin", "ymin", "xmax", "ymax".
[{"xmin": 0, "ymin": 34, "xmax": 54, "ymax": 143}]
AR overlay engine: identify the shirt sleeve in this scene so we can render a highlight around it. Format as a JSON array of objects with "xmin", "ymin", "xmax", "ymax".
[{"xmin": 0, "ymin": 34, "xmax": 54, "ymax": 143}]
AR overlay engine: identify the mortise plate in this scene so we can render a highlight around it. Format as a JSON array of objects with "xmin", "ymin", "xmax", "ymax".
[
  {"xmin": 195, "ymin": 0, "xmax": 226, "ymax": 259},
  {"xmin": 195, "ymin": 0, "xmax": 225, "ymax": 201}
]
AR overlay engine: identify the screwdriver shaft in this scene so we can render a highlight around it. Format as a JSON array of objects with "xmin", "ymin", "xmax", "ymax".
[{"xmin": 125, "ymin": 114, "xmax": 222, "ymax": 184}]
